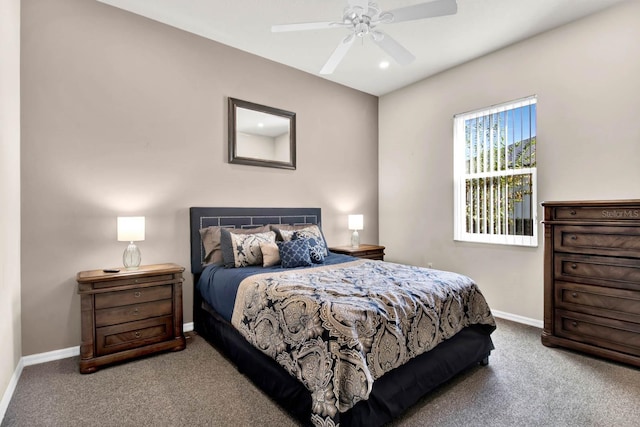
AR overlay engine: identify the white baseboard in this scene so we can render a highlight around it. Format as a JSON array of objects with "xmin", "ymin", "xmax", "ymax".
[
  {"xmin": 492, "ymin": 309, "xmax": 543, "ymax": 329},
  {"xmin": 0, "ymin": 358, "xmax": 23, "ymax": 423},
  {"xmin": 1, "ymin": 322, "xmax": 196, "ymax": 423},
  {"xmin": 22, "ymin": 346, "xmax": 80, "ymax": 367}
]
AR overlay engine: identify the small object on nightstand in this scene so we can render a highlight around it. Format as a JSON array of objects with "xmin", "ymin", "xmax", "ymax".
[
  {"xmin": 329, "ymin": 244, "xmax": 385, "ymax": 261},
  {"xmin": 76, "ymin": 263, "xmax": 186, "ymax": 374}
]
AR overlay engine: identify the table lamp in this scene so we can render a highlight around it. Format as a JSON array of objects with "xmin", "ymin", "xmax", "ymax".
[
  {"xmin": 348, "ymin": 214, "xmax": 363, "ymax": 248},
  {"xmin": 117, "ymin": 216, "xmax": 145, "ymax": 270}
]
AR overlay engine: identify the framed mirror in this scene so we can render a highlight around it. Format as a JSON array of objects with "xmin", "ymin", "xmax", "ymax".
[{"xmin": 228, "ymin": 98, "xmax": 296, "ymax": 170}]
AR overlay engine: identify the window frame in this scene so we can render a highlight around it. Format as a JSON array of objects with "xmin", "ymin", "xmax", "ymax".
[{"xmin": 453, "ymin": 96, "xmax": 538, "ymax": 247}]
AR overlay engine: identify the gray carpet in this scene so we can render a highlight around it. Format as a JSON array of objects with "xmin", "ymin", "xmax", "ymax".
[{"xmin": 2, "ymin": 318, "xmax": 639, "ymax": 426}]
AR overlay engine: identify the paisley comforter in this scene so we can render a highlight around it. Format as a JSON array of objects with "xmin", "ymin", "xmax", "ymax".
[{"xmin": 230, "ymin": 259, "xmax": 495, "ymax": 427}]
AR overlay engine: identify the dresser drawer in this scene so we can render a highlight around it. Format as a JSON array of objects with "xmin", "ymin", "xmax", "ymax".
[
  {"xmin": 552, "ymin": 206, "xmax": 640, "ymax": 221},
  {"xmin": 96, "ymin": 316, "xmax": 173, "ymax": 356},
  {"xmin": 555, "ymin": 281, "xmax": 640, "ymax": 323},
  {"xmin": 555, "ymin": 310, "xmax": 640, "ymax": 357},
  {"xmin": 95, "ymin": 299, "xmax": 172, "ymax": 327},
  {"xmin": 554, "ymin": 254, "xmax": 640, "ymax": 290},
  {"xmin": 95, "ymin": 285, "xmax": 172, "ymax": 309},
  {"xmin": 554, "ymin": 225, "xmax": 640, "ymax": 259}
]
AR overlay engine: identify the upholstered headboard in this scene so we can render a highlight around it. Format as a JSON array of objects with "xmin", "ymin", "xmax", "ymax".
[{"xmin": 189, "ymin": 207, "xmax": 321, "ymax": 275}]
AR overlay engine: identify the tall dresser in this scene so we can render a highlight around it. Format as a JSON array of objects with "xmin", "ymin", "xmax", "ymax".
[{"xmin": 542, "ymin": 200, "xmax": 640, "ymax": 367}]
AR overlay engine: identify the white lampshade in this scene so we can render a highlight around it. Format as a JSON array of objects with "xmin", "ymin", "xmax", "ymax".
[
  {"xmin": 117, "ymin": 216, "xmax": 145, "ymax": 242},
  {"xmin": 348, "ymin": 214, "xmax": 364, "ymax": 231},
  {"xmin": 117, "ymin": 216, "xmax": 145, "ymax": 270}
]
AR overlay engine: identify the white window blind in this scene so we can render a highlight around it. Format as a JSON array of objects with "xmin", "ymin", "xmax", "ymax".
[{"xmin": 453, "ymin": 96, "xmax": 538, "ymax": 246}]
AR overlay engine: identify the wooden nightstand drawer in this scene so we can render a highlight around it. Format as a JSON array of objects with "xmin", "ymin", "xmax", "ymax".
[
  {"xmin": 91, "ymin": 273, "xmax": 176, "ymax": 290},
  {"xmin": 329, "ymin": 244, "xmax": 385, "ymax": 260},
  {"xmin": 95, "ymin": 299, "xmax": 172, "ymax": 327},
  {"xmin": 96, "ymin": 316, "xmax": 173, "ymax": 356},
  {"xmin": 95, "ymin": 284, "xmax": 172, "ymax": 309}
]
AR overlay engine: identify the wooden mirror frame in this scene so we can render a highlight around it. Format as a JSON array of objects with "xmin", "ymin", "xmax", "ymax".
[{"xmin": 228, "ymin": 97, "xmax": 296, "ymax": 170}]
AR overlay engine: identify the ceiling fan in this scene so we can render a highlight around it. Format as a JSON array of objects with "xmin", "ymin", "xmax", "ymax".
[{"xmin": 271, "ymin": 0, "xmax": 458, "ymax": 75}]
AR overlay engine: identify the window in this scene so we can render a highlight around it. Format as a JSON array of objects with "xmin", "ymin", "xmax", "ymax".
[{"xmin": 453, "ymin": 96, "xmax": 537, "ymax": 246}]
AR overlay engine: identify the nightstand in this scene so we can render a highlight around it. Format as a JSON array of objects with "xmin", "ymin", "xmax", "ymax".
[
  {"xmin": 76, "ymin": 263, "xmax": 186, "ymax": 373},
  {"xmin": 329, "ymin": 244, "xmax": 385, "ymax": 261}
]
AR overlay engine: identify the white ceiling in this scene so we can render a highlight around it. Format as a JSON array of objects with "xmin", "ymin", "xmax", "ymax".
[{"xmin": 96, "ymin": 0, "xmax": 626, "ymax": 96}]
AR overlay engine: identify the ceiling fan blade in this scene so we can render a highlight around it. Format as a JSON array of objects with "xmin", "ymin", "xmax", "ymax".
[
  {"xmin": 320, "ymin": 34, "xmax": 356, "ymax": 75},
  {"xmin": 272, "ymin": 21, "xmax": 339, "ymax": 32},
  {"xmin": 386, "ymin": 0, "xmax": 457, "ymax": 24},
  {"xmin": 372, "ymin": 31, "xmax": 415, "ymax": 66},
  {"xmin": 348, "ymin": 0, "xmax": 369, "ymax": 15}
]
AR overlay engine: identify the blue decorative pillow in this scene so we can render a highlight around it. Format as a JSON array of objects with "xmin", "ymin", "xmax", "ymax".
[
  {"xmin": 278, "ymin": 225, "xmax": 328, "ymax": 256},
  {"xmin": 292, "ymin": 233, "xmax": 325, "ymax": 264},
  {"xmin": 277, "ymin": 239, "xmax": 312, "ymax": 268}
]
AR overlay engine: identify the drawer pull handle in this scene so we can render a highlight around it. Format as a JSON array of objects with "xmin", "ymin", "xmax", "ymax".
[
  {"xmin": 572, "ymin": 321, "xmax": 578, "ymax": 327},
  {"xmin": 570, "ymin": 210, "xmax": 576, "ymax": 215},
  {"xmin": 134, "ymin": 331, "xmax": 141, "ymax": 339},
  {"xmin": 570, "ymin": 263, "xmax": 577, "ymax": 269},
  {"xmin": 134, "ymin": 291, "xmax": 141, "ymax": 298},
  {"xmin": 133, "ymin": 308, "xmax": 139, "ymax": 315},
  {"xmin": 570, "ymin": 235, "xmax": 577, "ymax": 240},
  {"xmin": 571, "ymin": 292, "xmax": 578, "ymax": 298}
]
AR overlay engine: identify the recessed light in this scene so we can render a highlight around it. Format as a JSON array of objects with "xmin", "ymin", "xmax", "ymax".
[{"xmin": 379, "ymin": 61, "xmax": 390, "ymax": 69}]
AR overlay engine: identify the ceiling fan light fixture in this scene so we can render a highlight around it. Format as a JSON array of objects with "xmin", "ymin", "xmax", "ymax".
[
  {"xmin": 272, "ymin": 0, "xmax": 458, "ymax": 75},
  {"xmin": 354, "ymin": 22, "xmax": 370, "ymax": 37}
]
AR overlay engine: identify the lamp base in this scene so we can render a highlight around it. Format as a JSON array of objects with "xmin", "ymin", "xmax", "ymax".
[
  {"xmin": 351, "ymin": 230, "xmax": 360, "ymax": 248},
  {"xmin": 123, "ymin": 242, "xmax": 141, "ymax": 270}
]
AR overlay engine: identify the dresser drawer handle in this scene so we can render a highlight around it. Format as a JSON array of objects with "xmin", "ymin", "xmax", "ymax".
[
  {"xmin": 133, "ymin": 308, "xmax": 140, "ymax": 315},
  {"xmin": 570, "ymin": 210, "xmax": 576, "ymax": 215},
  {"xmin": 134, "ymin": 331, "xmax": 141, "ymax": 339},
  {"xmin": 571, "ymin": 292, "xmax": 578, "ymax": 298},
  {"xmin": 134, "ymin": 291, "xmax": 141, "ymax": 298},
  {"xmin": 570, "ymin": 263, "xmax": 577, "ymax": 269},
  {"xmin": 572, "ymin": 321, "xmax": 578, "ymax": 327},
  {"xmin": 570, "ymin": 235, "xmax": 577, "ymax": 240}
]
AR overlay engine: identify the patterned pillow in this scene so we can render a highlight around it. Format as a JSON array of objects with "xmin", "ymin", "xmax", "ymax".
[
  {"xmin": 277, "ymin": 239, "xmax": 312, "ymax": 268},
  {"xmin": 276, "ymin": 225, "xmax": 328, "ymax": 256},
  {"xmin": 292, "ymin": 232, "xmax": 325, "ymax": 264},
  {"xmin": 270, "ymin": 223, "xmax": 313, "ymax": 240},
  {"xmin": 220, "ymin": 229, "xmax": 276, "ymax": 268}
]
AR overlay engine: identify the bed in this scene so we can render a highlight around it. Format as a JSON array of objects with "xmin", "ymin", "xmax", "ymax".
[{"xmin": 189, "ymin": 207, "xmax": 495, "ymax": 427}]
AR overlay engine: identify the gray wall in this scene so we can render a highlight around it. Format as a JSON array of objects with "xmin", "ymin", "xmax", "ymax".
[
  {"xmin": 0, "ymin": 0, "xmax": 21, "ymax": 408},
  {"xmin": 379, "ymin": 0, "xmax": 640, "ymax": 323},
  {"xmin": 21, "ymin": 0, "xmax": 378, "ymax": 355}
]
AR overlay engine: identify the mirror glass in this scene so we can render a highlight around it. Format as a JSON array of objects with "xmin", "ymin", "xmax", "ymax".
[{"xmin": 228, "ymin": 98, "xmax": 296, "ymax": 169}]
